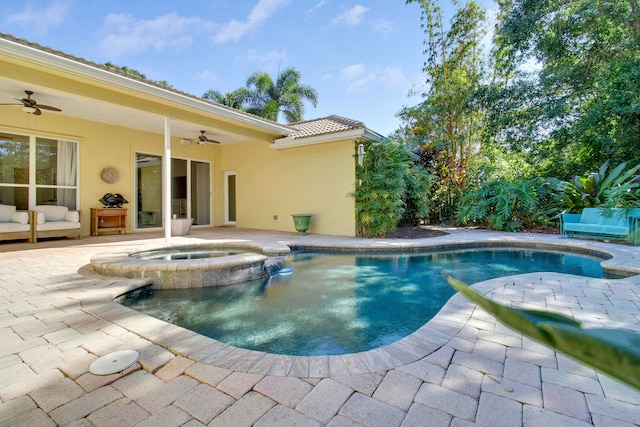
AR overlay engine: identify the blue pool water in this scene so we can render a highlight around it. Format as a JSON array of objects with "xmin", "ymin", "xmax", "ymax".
[{"xmin": 122, "ymin": 248, "xmax": 606, "ymax": 356}]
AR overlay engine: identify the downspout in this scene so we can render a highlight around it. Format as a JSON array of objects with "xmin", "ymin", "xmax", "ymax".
[{"xmin": 164, "ymin": 117, "xmax": 172, "ymax": 243}]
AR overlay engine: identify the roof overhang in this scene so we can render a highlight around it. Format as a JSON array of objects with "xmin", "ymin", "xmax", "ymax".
[
  {"xmin": 0, "ymin": 35, "xmax": 293, "ymax": 143},
  {"xmin": 271, "ymin": 128, "xmax": 384, "ymax": 150}
]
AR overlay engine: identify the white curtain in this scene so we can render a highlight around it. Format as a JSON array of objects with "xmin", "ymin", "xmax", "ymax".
[{"xmin": 56, "ymin": 140, "xmax": 77, "ymax": 209}]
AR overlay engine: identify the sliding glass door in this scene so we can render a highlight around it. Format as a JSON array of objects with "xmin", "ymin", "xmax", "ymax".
[
  {"xmin": 136, "ymin": 154, "xmax": 210, "ymax": 229},
  {"xmin": 191, "ymin": 161, "xmax": 210, "ymax": 226},
  {"xmin": 136, "ymin": 153, "xmax": 162, "ymax": 228}
]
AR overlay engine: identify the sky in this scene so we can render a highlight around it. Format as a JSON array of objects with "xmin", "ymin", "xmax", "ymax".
[{"xmin": 1, "ymin": 0, "xmax": 495, "ymax": 136}]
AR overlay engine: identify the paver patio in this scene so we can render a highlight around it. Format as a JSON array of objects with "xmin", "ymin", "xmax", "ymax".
[{"xmin": 0, "ymin": 227, "xmax": 639, "ymax": 426}]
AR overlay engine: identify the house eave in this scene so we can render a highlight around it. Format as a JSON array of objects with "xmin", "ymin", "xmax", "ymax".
[
  {"xmin": 271, "ymin": 128, "xmax": 384, "ymax": 150},
  {"xmin": 0, "ymin": 36, "xmax": 293, "ymax": 136}
]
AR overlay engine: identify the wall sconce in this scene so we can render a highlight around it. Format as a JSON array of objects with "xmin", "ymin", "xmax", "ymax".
[
  {"xmin": 180, "ymin": 139, "xmax": 191, "ymax": 146},
  {"xmin": 357, "ymin": 144, "xmax": 366, "ymax": 166}
]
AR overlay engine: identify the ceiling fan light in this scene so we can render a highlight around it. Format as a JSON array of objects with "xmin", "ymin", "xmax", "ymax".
[{"xmin": 22, "ymin": 106, "xmax": 37, "ymax": 114}]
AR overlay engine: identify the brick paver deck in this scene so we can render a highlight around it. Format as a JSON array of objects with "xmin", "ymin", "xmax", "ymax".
[{"xmin": 1, "ymin": 228, "xmax": 639, "ymax": 426}]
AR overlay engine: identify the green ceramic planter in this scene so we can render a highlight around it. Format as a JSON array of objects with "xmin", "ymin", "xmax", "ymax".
[{"xmin": 291, "ymin": 214, "xmax": 312, "ymax": 235}]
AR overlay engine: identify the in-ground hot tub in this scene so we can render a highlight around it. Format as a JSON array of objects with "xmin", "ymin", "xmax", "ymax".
[{"xmin": 90, "ymin": 242, "xmax": 290, "ymax": 289}]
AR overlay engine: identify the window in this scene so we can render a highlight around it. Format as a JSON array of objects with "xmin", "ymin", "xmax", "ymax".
[{"xmin": 0, "ymin": 132, "xmax": 78, "ymax": 210}]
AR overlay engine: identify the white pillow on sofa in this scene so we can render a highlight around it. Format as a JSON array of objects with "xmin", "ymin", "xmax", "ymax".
[
  {"xmin": 64, "ymin": 211, "xmax": 80, "ymax": 223},
  {"xmin": 35, "ymin": 205, "xmax": 69, "ymax": 221},
  {"xmin": 0, "ymin": 204, "xmax": 16, "ymax": 222},
  {"xmin": 11, "ymin": 211, "xmax": 29, "ymax": 225},
  {"xmin": 37, "ymin": 212, "xmax": 46, "ymax": 225}
]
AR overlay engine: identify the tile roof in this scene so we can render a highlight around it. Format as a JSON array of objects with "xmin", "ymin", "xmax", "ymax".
[{"xmin": 287, "ymin": 115, "xmax": 366, "ymax": 138}]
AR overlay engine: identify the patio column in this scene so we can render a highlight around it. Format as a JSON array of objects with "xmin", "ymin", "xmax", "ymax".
[{"xmin": 164, "ymin": 117, "xmax": 172, "ymax": 243}]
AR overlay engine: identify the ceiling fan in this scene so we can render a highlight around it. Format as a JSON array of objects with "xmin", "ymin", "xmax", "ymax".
[
  {"xmin": 197, "ymin": 130, "xmax": 221, "ymax": 144},
  {"xmin": 0, "ymin": 90, "xmax": 62, "ymax": 115}
]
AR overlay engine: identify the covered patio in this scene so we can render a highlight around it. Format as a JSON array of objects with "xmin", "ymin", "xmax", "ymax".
[{"xmin": 1, "ymin": 33, "xmax": 382, "ymax": 240}]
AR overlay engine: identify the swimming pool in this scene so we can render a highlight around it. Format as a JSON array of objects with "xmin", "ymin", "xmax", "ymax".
[{"xmin": 122, "ymin": 247, "xmax": 608, "ymax": 356}]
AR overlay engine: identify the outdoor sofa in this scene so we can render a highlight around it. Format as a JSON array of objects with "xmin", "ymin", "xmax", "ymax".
[
  {"xmin": 30, "ymin": 205, "xmax": 82, "ymax": 243},
  {"xmin": 0, "ymin": 204, "xmax": 32, "ymax": 242},
  {"xmin": 560, "ymin": 207, "xmax": 640, "ymax": 245}
]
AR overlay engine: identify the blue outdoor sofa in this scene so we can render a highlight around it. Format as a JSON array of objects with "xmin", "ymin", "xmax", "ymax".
[{"xmin": 560, "ymin": 207, "xmax": 640, "ymax": 245}]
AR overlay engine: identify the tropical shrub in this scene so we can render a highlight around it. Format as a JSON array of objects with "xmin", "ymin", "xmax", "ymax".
[
  {"xmin": 354, "ymin": 139, "xmax": 432, "ymax": 237},
  {"xmin": 549, "ymin": 161, "xmax": 640, "ymax": 213},
  {"xmin": 399, "ymin": 164, "xmax": 433, "ymax": 227},
  {"xmin": 456, "ymin": 178, "xmax": 550, "ymax": 231}
]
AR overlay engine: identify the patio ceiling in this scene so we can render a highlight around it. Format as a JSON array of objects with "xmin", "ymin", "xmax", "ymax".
[
  {"xmin": 0, "ymin": 34, "xmax": 292, "ymax": 145},
  {"xmin": 0, "ymin": 77, "xmax": 289, "ymax": 145}
]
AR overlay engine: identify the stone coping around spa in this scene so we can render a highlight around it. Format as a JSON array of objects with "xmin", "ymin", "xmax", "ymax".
[{"xmin": 90, "ymin": 241, "xmax": 292, "ymax": 288}]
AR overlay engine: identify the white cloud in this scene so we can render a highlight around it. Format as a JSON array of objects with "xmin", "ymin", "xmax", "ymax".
[
  {"xmin": 213, "ymin": 0, "xmax": 290, "ymax": 43},
  {"xmin": 307, "ymin": 1, "xmax": 329, "ymax": 17},
  {"xmin": 339, "ymin": 64, "xmax": 406, "ymax": 94},
  {"xmin": 97, "ymin": 13, "xmax": 207, "ymax": 58},
  {"xmin": 371, "ymin": 19, "xmax": 396, "ymax": 35},
  {"xmin": 381, "ymin": 67, "xmax": 406, "ymax": 88},
  {"xmin": 5, "ymin": 0, "xmax": 70, "ymax": 34},
  {"xmin": 197, "ymin": 70, "xmax": 218, "ymax": 82},
  {"xmin": 235, "ymin": 49, "xmax": 288, "ymax": 70},
  {"xmin": 340, "ymin": 64, "xmax": 366, "ymax": 81},
  {"xmin": 331, "ymin": 5, "xmax": 369, "ymax": 27}
]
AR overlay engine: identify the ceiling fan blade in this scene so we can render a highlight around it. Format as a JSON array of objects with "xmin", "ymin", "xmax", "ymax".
[
  {"xmin": 37, "ymin": 104, "xmax": 62, "ymax": 112},
  {"xmin": 19, "ymin": 97, "xmax": 37, "ymax": 106},
  {"xmin": 0, "ymin": 102, "xmax": 22, "ymax": 106},
  {"xmin": 33, "ymin": 107, "xmax": 42, "ymax": 116},
  {"xmin": 198, "ymin": 130, "xmax": 221, "ymax": 144}
]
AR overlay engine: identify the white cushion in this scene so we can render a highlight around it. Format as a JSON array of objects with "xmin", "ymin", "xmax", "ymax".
[
  {"xmin": 0, "ymin": 204, "xmax": 16, "ymax": 222},
  {"xmin": 64, "ymin": 211, "xmax": 80, "ymax": 223},
  {"xmin": 11, "ymin": 211, "xmax": 29, "ymax": 225},
  {"xmin": 0, "ymin": 222, "xmax": 30, "ymax": 233},
  {"xmin": 37, "ymin": 221, "xmax": 80, "ymax": 231},
  {"xmin": 35, "ymin": 205, "xmax": 69, "ymax": 221},
  {"xmin": 37, "ymin": 212, "xmax": 46, "ymax": 225}
]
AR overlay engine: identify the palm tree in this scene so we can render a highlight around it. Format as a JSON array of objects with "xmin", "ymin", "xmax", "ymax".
[
  {"xmin": 202, "ymin": 88, "xmax": 251, "ymax": 110},
  {"xmin": 244, "ymin": 67, "xmax": 318, "ymax": 123}
]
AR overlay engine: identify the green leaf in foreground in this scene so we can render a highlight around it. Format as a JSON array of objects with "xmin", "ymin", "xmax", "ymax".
[{"xmin": 447, "ymin": 276, "xmax": 640, "ymax": 391}]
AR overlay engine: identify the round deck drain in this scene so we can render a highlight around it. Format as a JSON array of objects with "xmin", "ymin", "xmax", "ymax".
[{"xmin": 89, "ymin": 350, "xmax": 140, "ymax": 375}]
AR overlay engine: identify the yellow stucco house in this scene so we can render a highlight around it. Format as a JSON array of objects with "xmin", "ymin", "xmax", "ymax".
[{"xmin": 0, "ymin": 33, "xmax": 383, "ymax": 238}]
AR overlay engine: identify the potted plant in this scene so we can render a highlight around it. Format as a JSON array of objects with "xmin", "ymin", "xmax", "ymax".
[{"xmin": 291, "ymin": 214, "xmax": 312, "ymax": 235}]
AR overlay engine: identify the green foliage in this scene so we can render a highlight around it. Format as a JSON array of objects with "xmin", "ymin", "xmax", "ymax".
[
  {"xmin": 401, "ymin": 0, "xmax": 488, "ymax": 222},
  {"xmin": 549, "ymin": 161, "xmax": 640, "ymax": 213},
  {"xmin": 202, "ymin": 88, "xmax": 251, "ymax": 109},
  {"xmin": 448, "ymin": 277, "xmax": 640, "ymax": 391},
  {"xmin": 486, "ymin": 0, "xmax": 640, "ymax": 177},
  {"xmin": 464, "ymin": 143, "xmax": 536, "ymax": 186},
  {"xmin": 400, "ymin": 162, "xmax": 433, "ymax": 226},
  {"xmin": 204, "ymin": 67, "xmax": 318, "ymax": 123},
  {"xmin": 354, "ymin": 140, "xmax": 432, "ymax": 237},
  {"xmin": 103, "ymin": 62, "xmax": 173, "ymax": 87},
  {"xmin": 457, "ymin": 178, "xmax": 550, "ymax": 231}
]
